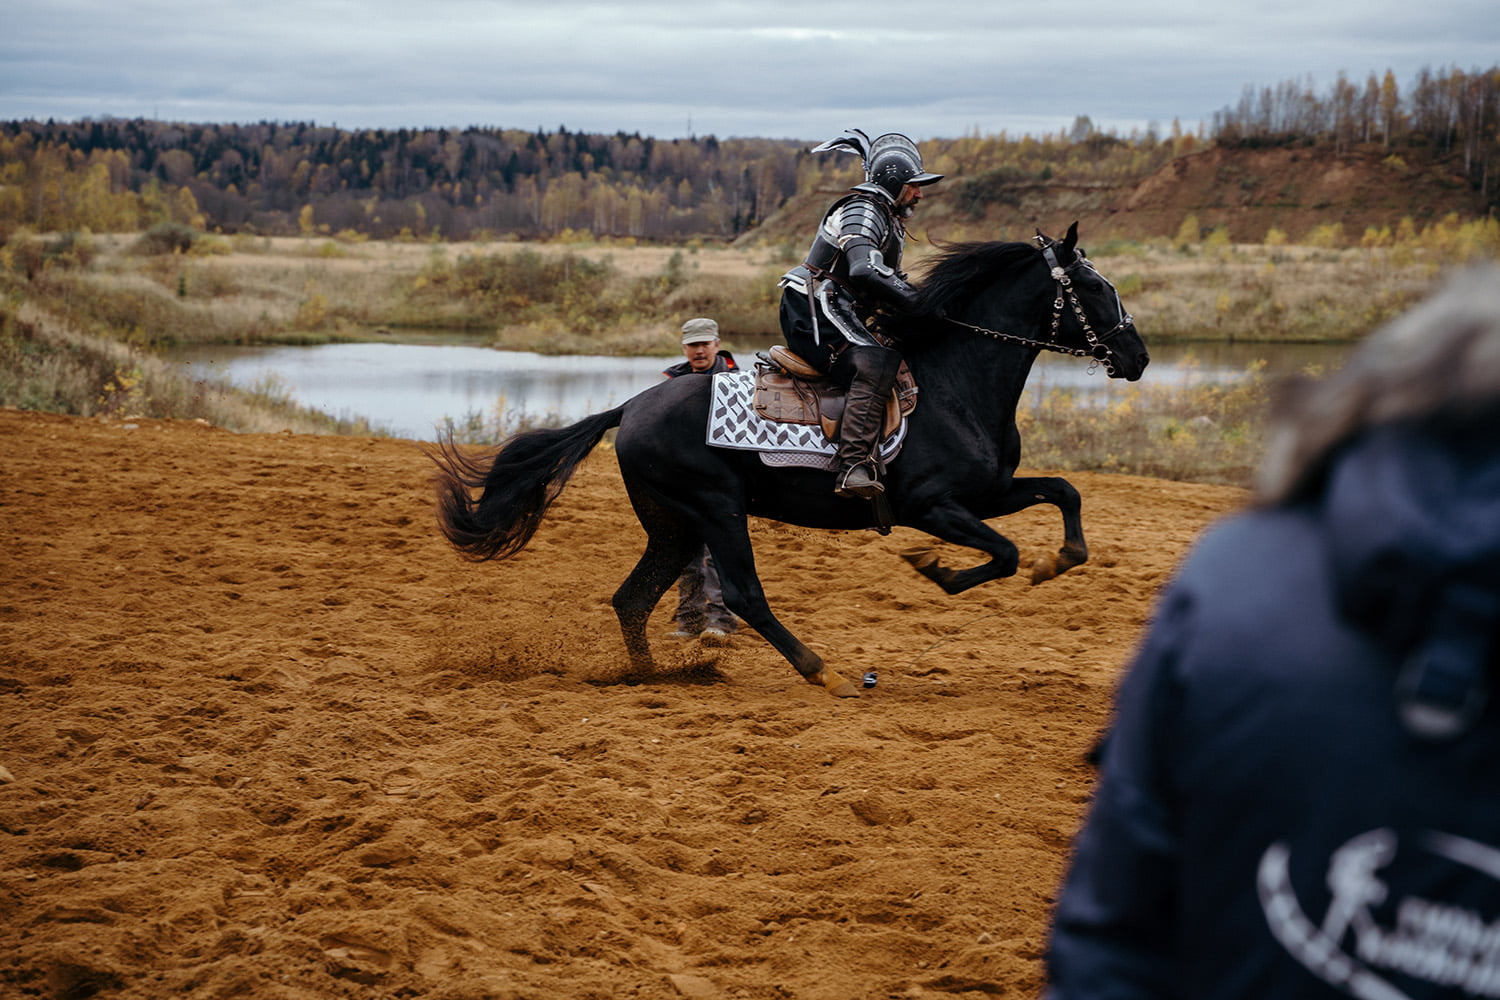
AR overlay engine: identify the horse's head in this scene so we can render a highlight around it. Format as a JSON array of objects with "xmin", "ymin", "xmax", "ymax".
[{"xmin": 1035, "ymin": 222, "xmax": 1150, "ymax": 381}]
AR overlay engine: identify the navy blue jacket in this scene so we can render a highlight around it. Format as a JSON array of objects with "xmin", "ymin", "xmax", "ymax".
[{"xmin": 1047, "ymin": 419, "xmax": 1500, "ymax": 999}]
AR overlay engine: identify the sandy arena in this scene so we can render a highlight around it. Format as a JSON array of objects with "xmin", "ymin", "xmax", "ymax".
[{"xmin": 0, "ymin": 408, "xmax": 1246, "ymax": 999}]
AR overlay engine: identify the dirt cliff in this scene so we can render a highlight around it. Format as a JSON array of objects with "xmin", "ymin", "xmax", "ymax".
[{"xmin": 749, "ymin": 144, "xmax": 1491, "ymax": 247}]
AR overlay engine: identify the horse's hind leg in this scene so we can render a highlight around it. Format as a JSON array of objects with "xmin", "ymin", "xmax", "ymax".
[
  {"xmin": 612, "ymin": 532, "xmax": 699, "ymax": 675},
  {"xmin": 901, "ymin": 497, "xmax": 1023, "ymax": 594},
  {"xmin": 901, "ymin": 479, "xmax": 1088, "ymax": 593},
  {"xmin": 702, "ymin": 523, "xmax": 860, "ymax": 698}
]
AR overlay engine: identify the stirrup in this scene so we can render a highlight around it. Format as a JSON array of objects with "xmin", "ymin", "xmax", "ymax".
[{"xmin": 835, "ymin": 462, "xmax": 884, "ymax": 499}]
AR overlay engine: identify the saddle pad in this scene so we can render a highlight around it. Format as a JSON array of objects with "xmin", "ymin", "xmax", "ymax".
[{"xmin": 707, "ymin": 371, "xmax": 905, "ymax": 471}]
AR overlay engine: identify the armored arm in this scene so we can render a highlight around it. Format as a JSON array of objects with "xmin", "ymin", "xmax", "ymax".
[{"xmin": 830, "ymin": 199, "xmax": 920, "ymax": 312}]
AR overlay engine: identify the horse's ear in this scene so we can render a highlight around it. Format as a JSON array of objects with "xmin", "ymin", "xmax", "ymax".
[{"xmin": 1063, "ymin": 221, "xmax": 1079, "ymax": 252}]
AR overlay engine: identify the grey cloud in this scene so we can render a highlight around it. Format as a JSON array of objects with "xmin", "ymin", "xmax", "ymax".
[{"xmin": 2, "ymin": 0, "xmax": 1495, "ymax": 138}]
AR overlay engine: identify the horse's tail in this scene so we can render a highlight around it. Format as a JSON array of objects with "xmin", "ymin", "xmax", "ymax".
[{"xmin": 428, "ymin": 405, "xmax": 626, "ymax": 562}]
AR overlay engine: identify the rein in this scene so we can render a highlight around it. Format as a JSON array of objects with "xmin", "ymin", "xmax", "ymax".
[{"xmin": 939, "ymin": 237, "xmax": 1134, "ymax": 375}]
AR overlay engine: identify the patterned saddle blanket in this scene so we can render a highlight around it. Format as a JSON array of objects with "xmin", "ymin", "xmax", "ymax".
[{"xmin": 706, "ymin": 371, "xmax": 907, "ymax": 471}]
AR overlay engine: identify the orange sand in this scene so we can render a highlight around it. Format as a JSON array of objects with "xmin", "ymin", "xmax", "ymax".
[{"xmin": 0, "ymin": 408, "xmax": 1245, "ymax": 999}]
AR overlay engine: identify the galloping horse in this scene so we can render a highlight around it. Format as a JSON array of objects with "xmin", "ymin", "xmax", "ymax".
[{"xmin": 430, "ymin": 224, "xmax": 1149, "ymax": 697}]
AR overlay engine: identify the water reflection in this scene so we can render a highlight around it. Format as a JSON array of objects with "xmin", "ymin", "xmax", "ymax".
[
  {"xmin": 167, "ymin": 342, "xmax": 682, "ymax": 440},
  {"xmin": 165, "ymin": 339, "xmax": 1349, "ymax": 442}
]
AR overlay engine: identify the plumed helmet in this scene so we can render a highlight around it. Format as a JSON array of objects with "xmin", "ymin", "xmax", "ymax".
[
  {"xmin": 812, "ymin": 129, "xmax": 943, "ymax": 199},
  {"xmin": 866, "ymin": 133, "xmax": 943, "ymax": 197}
]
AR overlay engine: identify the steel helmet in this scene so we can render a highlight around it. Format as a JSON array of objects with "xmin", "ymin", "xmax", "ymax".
[
  {"xmin": 812, "ymin": 129, "xmax": 943, "ymax": 199},
  {"xmin": 866, "ymin": 133, "xmax": 943, "ymax": 198}
]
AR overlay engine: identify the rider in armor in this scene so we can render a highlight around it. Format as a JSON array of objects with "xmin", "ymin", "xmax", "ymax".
[{"xmin": 778, "ymin": 129, "xmax": 943, "ymax": 499}]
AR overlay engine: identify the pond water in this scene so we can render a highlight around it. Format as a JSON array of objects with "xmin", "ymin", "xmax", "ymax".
[{"xmin": 163, "ymin": 338, "xmax": 1350, "ymax": 442}]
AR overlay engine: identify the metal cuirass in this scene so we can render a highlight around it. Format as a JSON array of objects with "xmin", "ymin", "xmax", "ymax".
[{"xmin": 779, "ymin": 191, "xmax": 909, "ymax": 349}]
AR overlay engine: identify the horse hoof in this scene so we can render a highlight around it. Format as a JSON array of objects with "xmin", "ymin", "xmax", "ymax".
[
  {"xmin": 1029, "ymin": 554, "xmax": 1058, "ymax": 584},
  {"xmin": 809, "ymin": 669, "xmax": 861, "ymax": 698}
]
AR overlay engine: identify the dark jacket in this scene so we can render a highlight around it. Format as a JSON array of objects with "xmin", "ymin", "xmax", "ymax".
[
  {"xmin": 662, "ymin": 351, "xmax": 737, "ymax": 380},
  {"xmin": 1047, "ymin": 418, "xmax": 1500, "ymax": 1000}
]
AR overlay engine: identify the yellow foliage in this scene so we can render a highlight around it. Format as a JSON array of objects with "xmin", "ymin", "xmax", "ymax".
[
  {"xmin": 295, "ymin": 293, "xmax": 329, "ymax": 328},
  {"xmin": 1306, "ymin": 222, "xmax": 1345, "ymax": 248},
  {"xmin": 1204, "ymin": 226, "xmax": 1232, "ymax": 258},
  {"xmin": 1174, "ymin": 214, "xmax": 1201, "ymax": 248}
]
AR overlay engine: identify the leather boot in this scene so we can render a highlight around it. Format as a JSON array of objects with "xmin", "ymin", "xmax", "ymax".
[
  {"xmin": 834, "ymin": 378, "xmax": 890, "ymax": 499},
  {"xmin": 830, "ymin": 345, "xmax": 901, "ymax": 499}
]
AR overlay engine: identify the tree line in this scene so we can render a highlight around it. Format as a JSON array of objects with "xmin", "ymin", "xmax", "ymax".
[
  {"xmin": 1212, "ymin": 64, "xmax": 1499, "ymax": 198},
  {"xmin": 0, "ymin": 122, "xmax": 809, "ymax": 241},
  {"xmin": 1, "ymin": 63, "xmax": 1495, "ymax": 242}
]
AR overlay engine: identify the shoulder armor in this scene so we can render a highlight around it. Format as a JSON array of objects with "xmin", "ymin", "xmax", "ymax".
[{"xmin": 824, "ymin": 196, "xmax": 891, "ymax": 249}]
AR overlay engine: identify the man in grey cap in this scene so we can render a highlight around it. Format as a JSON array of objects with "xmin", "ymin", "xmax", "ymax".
[
  {"xmin": 662, "ymin": 317, "xmax": 738, "ymax": 378},
  {"xmin": 661, "ymin": 318, "xmax": 739, "ymax": 642}
]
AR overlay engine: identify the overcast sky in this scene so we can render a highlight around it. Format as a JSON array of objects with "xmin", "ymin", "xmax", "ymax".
[{"xmin": 3, "ymin": 0, "xmax": 1497, "ymax": 142}]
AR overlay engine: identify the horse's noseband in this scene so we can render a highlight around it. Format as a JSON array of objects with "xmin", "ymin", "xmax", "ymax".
[{"xmin": 1039, "ymin": 240, "xmax": 1134, "ymax": 374}]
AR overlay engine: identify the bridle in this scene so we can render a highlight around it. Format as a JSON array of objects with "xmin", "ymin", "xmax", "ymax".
[{"xmin": 941, "ymin": 236, "xmax": 1135, "ymax": 375}]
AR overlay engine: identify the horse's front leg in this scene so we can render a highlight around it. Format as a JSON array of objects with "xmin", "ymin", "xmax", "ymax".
[
  {"xmin": 702, "ymin": 522, "xmax": 861, "ymax": 698},
  {"xmin": 900, "ymin": 498, "xmax": 1023, "ymax": 595},
  {"xmin": 1002, "ymin": 476, "xmax": 1087, "ymax": 584}
]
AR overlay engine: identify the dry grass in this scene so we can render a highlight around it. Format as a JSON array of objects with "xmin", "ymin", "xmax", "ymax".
[
  {"xmin": 4, "ymin": 226, "xmax": 1496, "ymax": 482},
  {"xmin": 53, "ymin": 236, "xmax": 791, "ymax": 347},
  {"xmin": 1, "ymin": 301, "xmax": 383, "ymax": 435},
  {"xmin": 1084, "ymin": 242, "xmax": 1447, "ymax": 343},
  {"xmin": 21, "ymin": 228, "xmax": 1496, "ymax": 351},
  {"xmin": 1018, "ymin": 363, "xmax": 1278, "ymax": 487}
]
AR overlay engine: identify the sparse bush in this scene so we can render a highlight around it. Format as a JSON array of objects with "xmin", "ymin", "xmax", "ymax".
[
  {"xmin": 1174, "ymin": 214, "xmax": 1201, "ymax": 250},
  {"xmin": 130, "ymin": 223, "xmax": 199, "ymax": 256},
  {"xmin": 1305, "ymin": 222, "xmax": 1345, "ymax": 249},
  {"xmin": 1204, "ymin": 226, "xmax": 1233, "ymax": 258},
  {"xmin": 1, "ymin": 230, "xmax": 96, "ymax": 278}
]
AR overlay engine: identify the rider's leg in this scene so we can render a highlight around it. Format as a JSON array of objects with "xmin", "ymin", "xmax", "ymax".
[{"xmin": 830, "ymin": 345, "xmax": 901, "ymax": 499}]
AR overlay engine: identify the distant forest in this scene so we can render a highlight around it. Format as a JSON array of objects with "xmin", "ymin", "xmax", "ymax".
[{"xmin": 1, "ymin": 64, "xmax": 1494, "ymax": 242}]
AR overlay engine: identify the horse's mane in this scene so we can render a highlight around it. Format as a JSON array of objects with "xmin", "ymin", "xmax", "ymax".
[{"xmin": 912, "ymin": 240, "xmax": 1040, "ymax": 315}]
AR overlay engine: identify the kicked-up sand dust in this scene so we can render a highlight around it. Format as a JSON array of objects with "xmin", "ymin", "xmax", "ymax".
[{"xmin": 0, "ymin": 408, "xmax": 1246, "ymax": 999}]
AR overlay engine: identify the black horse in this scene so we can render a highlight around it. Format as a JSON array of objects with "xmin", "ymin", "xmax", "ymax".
[{"xmin": 431, "ymin": 224, "xmax": 1149, "ymax": 697}]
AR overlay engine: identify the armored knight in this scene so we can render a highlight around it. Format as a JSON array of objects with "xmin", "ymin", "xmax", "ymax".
[{"xmin": 778, "ymin": 129, "xmax": 943, "ymax": 499}]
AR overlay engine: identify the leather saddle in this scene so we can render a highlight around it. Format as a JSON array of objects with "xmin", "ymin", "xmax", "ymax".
[{"xmin": 752, "ymin": 346, "xmax": 918, "ymax": 442}]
